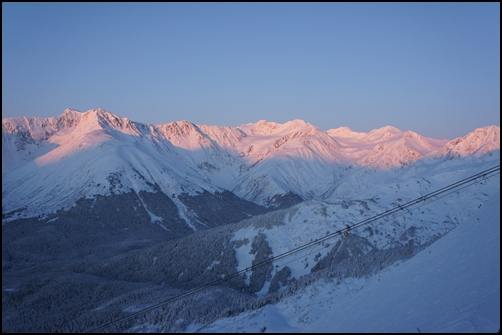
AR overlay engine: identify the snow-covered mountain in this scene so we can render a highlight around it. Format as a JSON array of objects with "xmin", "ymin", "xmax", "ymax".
[
  {"xmin": 2, "ymin": 109, "xmax": 263, "ymax": 231},
  {"xmin": 2, "ymin": 108, "xmax": 500, "ymax": 333},
  {"xmin": 327, "ymin": 125, "xmax": 449, "ymax": 168},
  {"xmin": 430, "ymin": 125, "xmax": 500, "ymax": 159},
  {"xmin": 2, "ymin": 108, "xmax": 500, "ymax": 229}
]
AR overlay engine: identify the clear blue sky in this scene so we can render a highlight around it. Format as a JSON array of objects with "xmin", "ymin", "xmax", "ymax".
[{"xmin": 2, "ymin": 3, "xmax": 500, "ymax": 139}]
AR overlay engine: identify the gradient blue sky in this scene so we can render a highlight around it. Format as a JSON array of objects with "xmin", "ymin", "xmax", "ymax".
[{"xmin": 2, "ymin": 2, "xmax": 500, "ymax": 139}]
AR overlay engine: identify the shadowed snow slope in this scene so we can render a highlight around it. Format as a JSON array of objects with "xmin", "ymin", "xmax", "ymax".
[{"xmin": 199, "ymin": 193, "xmax": 500, "ymax": 333}]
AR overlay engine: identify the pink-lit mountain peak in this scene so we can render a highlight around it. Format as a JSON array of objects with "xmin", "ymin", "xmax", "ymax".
[
  {"xmin": 435, "ymin": 125, "xmax": 500, "ymax": 159},
  {"xmin": 238, "ymin": 119, "xmax": 315, "ymax": 137},
  {"xmin": 326, "ymin": 126, "xmax": 367, "ymax": 138}
]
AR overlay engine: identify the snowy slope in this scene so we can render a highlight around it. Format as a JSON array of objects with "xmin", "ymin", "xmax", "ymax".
[
  {"xmin": 72, "ymin": 153, "xmax": 498, "ymax": 333},
  {"xmin": 219, "ymin": 153, "xmax": 501, "ymax": 292},
  {"xmin": 105, "ymin": 151, "xmax": 498, "ymax": 332},
  {"xmin": 230, "ymin": 120, "xmax": 344, "ymax": 204},
  {"xmin": 198, "ymin": 182, "xmax": 500, "ymax": 333}
]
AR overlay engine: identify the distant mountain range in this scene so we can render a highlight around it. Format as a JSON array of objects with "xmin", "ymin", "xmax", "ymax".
[{"xmin": 2, "ymin": 108, "xmax": 499, "ymax": 229}]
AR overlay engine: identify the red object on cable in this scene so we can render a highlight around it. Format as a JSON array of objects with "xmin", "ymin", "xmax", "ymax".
[{"xmin": 344, "ymin": 231, "xmax": 349, "ymax": 237}]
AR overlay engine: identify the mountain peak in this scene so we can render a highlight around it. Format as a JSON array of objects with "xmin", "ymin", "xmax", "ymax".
[
  {"xmin": 365, "ymin": 125, "xmax": 402, "ymax": 141},
  {"xmin": 238, "ymin": 120, "xmax": 281, "ymax": 136},
  {"xmin": 374, "ymin": 125, "xmax": 402, "ymax": 133},
  {"xmin": 473, "ymin": 125, "xmax": 500, "ymax": 135},
  {"xmin": 283, "ymin": 119, "xmax": 310, "ymax": 127},
  {"xmin": 62, "ymin": 108, "xmax": 82, "ymax": 115},
  {"xmin": 434, "ymin": 125, "xmax": 500, "ymax": 159},
  {"xmin": 239, "ymin": 119, "xmax": 315, "ymax": 136},
  {"xmin": 78, "ymin": 108, "xmax": 142, "ymax": 135},
  {"xmin": 82, "ymin": 108, "xmax": 129, "ymax": 120},
  {"xmin": 281, "ymin": 119, "xmax": 313, "ymax": 132},
  {"xmin": 85, "ymin": 108, "xmax": 108, "ymax": 114},
  {"xmin": 326, "ymin": 127, "xmax": 367, "ymax": 138}
]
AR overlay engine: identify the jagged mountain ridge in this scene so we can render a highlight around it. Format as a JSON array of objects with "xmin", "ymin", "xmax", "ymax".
[
  {"xmin": 2, "ymin": 108, "xmax": 500, "ymax": 226},
  {"xmin": 2, "ymin": 109, "xmax": 267, "ymax": 230}
]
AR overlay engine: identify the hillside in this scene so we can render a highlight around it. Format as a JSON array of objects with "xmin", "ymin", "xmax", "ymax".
[{"xmin": 201, "ymin": 193, "xmax": 500, "ymax": 333}]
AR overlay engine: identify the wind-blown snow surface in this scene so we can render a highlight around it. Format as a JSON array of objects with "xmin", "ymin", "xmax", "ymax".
[{"xmin": 198, "ymin": 194, "xmax": 500, "ymax": 333}]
